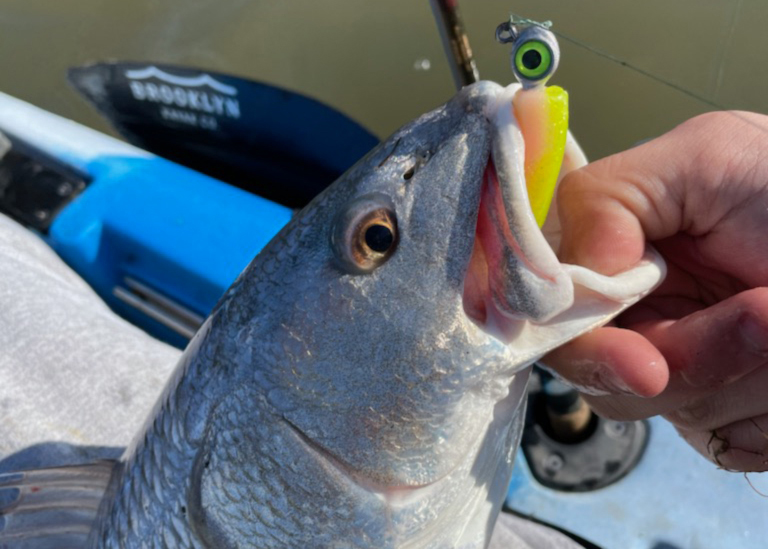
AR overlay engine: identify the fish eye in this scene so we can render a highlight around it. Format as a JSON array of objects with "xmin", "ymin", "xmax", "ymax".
[
  {"xmin": 511, "ymin": 27, "xmax": 559, "ymax": 88},
  {"xmin": 364, "ymin": 222, "xmax": 395, "ymax": 253},
  {"xmin": 331, "ymin": 194, "xmax": 398, "ymax": 273}
]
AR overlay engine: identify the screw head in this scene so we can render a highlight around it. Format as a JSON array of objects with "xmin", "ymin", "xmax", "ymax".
[
  {"xmin": 543, "ymin": 453, "xmax": 564, "ymax": 474},
  {"xmin": 605, "ymin": 421, "xmax": 628, "ymax": 438},
  {"xmin": 57, "ymin": 182, "xmax": 73, "ymax": 196}
]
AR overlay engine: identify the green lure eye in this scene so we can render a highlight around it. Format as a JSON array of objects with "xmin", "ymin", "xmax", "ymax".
[
  {"xmin": 514, "ymin": 40, "xmax": 552, "ymax": 80},
  {"xmin": 506, "ymin": 25, "xmax": 560, "ymax": 88}
]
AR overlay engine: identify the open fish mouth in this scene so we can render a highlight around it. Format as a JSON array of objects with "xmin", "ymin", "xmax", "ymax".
[
  {"xmin": 462, "ymin": 82, "xmax": 571, "ymax": 341},
  {"xmin": 462, "ymin": 82, "xmax": 664, "ymax": 346}
]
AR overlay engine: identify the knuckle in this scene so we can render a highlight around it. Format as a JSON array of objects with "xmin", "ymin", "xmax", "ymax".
[
  {"xmin": 706, "ymin": 432, "xmax": 768, "ymax": 473},
  {"xmin": 684, "ymin": 417, "xmax": 768, "ymax": 472},
  {"xmin": 664, "ymin": 397, "xmax": 719, "ymax": 431}
]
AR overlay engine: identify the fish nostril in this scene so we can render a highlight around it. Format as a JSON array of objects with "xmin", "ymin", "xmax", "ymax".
[{"xmin": 403, "ymin": 167, "xmax": 416, "ymax": 180}]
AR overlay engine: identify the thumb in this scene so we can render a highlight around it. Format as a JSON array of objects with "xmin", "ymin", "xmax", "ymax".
[{"xmin": 555, "ymin": 135, "xmax": 686, "ymax": 275}]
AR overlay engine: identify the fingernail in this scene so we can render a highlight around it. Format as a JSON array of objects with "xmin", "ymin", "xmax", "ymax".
[
  {"xmin": 593, "ymin": 366, "xmax": 641, "ymax": 396},
  {"xmin": 739, "ymin": 314, "xmax": 768, "ymax": 354},
  {"xmin": 542, "ymin": 360, "xmax": 641, "ymax": 397}
]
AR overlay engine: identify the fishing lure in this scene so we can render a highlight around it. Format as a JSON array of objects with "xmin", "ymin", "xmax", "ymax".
[{"xmin": 494, "ymin": 16, "xmax": 567, "ymax": 228}]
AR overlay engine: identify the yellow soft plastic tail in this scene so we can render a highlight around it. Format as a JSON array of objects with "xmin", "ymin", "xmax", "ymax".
[{"xmin": 513, "ymin": 86, "xmax": 569, "ymax": 227}]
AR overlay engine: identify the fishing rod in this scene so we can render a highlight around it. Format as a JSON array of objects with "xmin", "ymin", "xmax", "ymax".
[{"xmin": 429, "ymin": 0, "xmax": 479, "ymax": 89}]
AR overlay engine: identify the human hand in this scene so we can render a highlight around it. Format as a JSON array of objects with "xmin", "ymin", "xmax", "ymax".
[{"xmin": 542, "ymin": 111, "xmax": 768, "ymax": 472}]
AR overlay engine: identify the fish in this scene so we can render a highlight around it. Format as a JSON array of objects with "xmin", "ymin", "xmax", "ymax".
[{"xmin": 0, "ymin": 80, "xmax": 664, "ymax": 548}]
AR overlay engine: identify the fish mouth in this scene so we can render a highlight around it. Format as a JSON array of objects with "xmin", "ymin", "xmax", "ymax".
[
  {"xmin": 462, "ymin": 83, "xmax": 573, "ymax": 343},
  {"xmin": 461, "ymin": 82, "xmax": 665, "ymax": 349}
]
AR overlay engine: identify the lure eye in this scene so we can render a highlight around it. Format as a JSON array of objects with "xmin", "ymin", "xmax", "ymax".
[
  {"xmin": 514, "ymin": 40, "xmax": 552, "ymax": 79},
  {"xmin": 331, "ymin": 194, "xmax": 398, "ymax": 273},
  {"xmin": 510, "ymin": 26, "xmax": 559, "ymax": 88}
]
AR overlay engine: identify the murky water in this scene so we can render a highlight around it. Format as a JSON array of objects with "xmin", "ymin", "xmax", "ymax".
[{"xmin": 0, "ymin": 0, "xmax": 764, "ymax": 161}]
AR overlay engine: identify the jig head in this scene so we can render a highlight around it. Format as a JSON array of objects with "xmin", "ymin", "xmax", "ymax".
[{"xmin": 496, "ymin": 16, "xmax": 559, "ymax": 89}]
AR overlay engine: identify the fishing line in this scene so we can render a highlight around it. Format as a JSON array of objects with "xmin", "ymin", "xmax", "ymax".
[
  {"xmin": 547, "ymin": 25, "xmax": 768, "ymax": 136},
  {"xmin": 744, "ymin": 473, "xmax": 768, "ymax": 498},
  {"xmin": 504, "ymin": 13, "xmax": 729, "ymax": 111},
  {"xmin": 552, "ymin": 30, "xmax": 728, "ymax": 110}
]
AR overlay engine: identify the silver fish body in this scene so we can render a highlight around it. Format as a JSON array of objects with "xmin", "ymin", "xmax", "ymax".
[
  {"xmin": 98, "ymin": 81, "xmax": 519, "ymax": 549},
  {"xmin": 0, "ymin": 81, "xmax": 664, "ymax": 548}
]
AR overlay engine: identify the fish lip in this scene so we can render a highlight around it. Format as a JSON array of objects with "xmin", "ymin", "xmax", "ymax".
[{"xmin": 462, "ymin": 82, "xmax": 572, "ymax": 340}]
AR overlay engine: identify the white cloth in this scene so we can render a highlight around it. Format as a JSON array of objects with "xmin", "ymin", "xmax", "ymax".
[
  {"xmin": 0, "ymin": 213, "xmax": 181, "ymax": 457},
  {"xmin": 489, "ymin": 512, "xmax": 585, "ymax": 548}
]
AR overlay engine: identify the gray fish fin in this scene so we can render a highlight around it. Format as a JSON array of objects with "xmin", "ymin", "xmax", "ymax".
[{"xmin": 0, "ymin": 461, "xmax": 116, "ymax": 548}]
